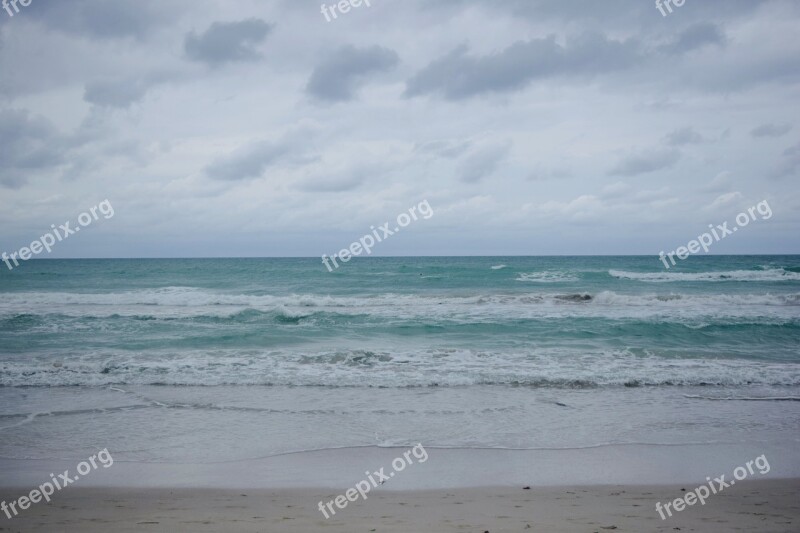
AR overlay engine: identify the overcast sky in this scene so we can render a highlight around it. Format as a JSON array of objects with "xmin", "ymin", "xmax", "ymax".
[{"xmin": 1, "ymin": 0, "xmax": 799, "ymax": 257}]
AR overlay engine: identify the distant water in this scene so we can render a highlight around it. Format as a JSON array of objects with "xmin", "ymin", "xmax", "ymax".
[{"xmin": 1, "ymin": 256, "xmax": 799, "ymax": 462}]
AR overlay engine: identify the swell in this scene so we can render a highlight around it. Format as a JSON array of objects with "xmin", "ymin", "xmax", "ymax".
[
  {"xmin": 2, "ymin": 312, "xmax": 799, "ymax": 338},
  {"xmin": 2, "ymin": 314, "xmax": 799, "ymax": 356}
]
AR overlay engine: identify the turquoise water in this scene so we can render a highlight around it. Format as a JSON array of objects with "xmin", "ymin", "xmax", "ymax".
[
  {"xmin": 1, "ymin": 256, "xmax": 799, "ymax": 461},
  {"xmin": 1, "ymin": 256, "xmax": 799, "ymax": 387}
]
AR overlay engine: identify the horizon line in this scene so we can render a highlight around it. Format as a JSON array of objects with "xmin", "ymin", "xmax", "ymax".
[{"xmin": 8, "ymin": 253, "xmax": 800, "ymax": 260}]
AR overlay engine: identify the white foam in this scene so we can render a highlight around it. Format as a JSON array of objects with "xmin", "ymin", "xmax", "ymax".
[
  {"xmin": 609, "ymin": 268, "xmax": 800, "ymax": 283},
  {"xmin": 515, "ymin": 271, "xmax": 579, "ymax": 283},
  {"xmin": 2, "ymin": 348, "xmax": 799, "ymax": 388},
  {"xmin": 1, "ymin": 289, "xmax": 797, "ymax": 321}
]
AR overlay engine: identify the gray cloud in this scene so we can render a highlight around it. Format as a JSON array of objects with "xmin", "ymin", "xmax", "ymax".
[
  {"xmin": 773, "ymin": 142, "xmax": 800, "ymax": 178},
  {"xmin": 21, "ymin": 0, "xmax": 182, "ymax": 40},
  {"xmin": 0, "ymin": 109, "xmax": 65, "ymax": 188},
  {"xmin": 527, "ymin": 167, "xmax": 572, "ymax": 182},
  {"xmin": 609, "ymin": 148, "xmax": 680, "ymax": 177},
  {"xmin": 185, "ymin": 19, "xmax": 272, "ymax": 67},
  {"xmin": 405, "ymin": 33, "xmax": 642, "ymax": 100},
  {"xmin": 414, "ymin": 138, "xmax": 473, "ymax": 159},
  {"xmin": 296, "ymin": 173, "xmax": 364, "ymax": 193},
  {"xmin": 702, "ymin": 171, "xmax": 733, "ymax": 193},
  {"xmin": 660, "ymin": 23, "xmax": 726, "ymax": 55},
  {"xmin": 203, "ymin": 123, "xmax": 319, "ymax": 182},
  {"xmin": 83, "ymin": 79, "xmax": 152, "ymax": 108},
  {"xmin": 429, "ymin": 0, "xmax": 768, "ymax": 29},
  {"xmin": 306, "ymin": 45, "xmax": 399, "ymax": 102},
  {"xmin": 205, "ymin": 139, "xmax": 292, "ymax": 181},
  {"xmin": 664, "ymin": 127, "xmax": 705, "ymax": 146},
  {"xmin": 458, "ymin": 141, "xmax": 511, "ymax": 183},
  {"xmin": 751, "ymin": 123, "xmax": 792, "ymax": 138}
]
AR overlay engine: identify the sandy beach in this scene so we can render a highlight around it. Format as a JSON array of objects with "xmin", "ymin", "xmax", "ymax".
[
  {"xmin": 2, "ymin": 445, "xmax": 799, "ymax": 532},
  {"xmin": 2, "ymin": 480, "xmax": 798, "ymax": 532}
]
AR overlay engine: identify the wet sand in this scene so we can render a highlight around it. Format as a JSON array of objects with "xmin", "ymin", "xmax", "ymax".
[{"xmin": 1, "ymin": 480, "xmax": 798, "ymax": 532}]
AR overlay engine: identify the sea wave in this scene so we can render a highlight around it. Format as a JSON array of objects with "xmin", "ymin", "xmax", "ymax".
[
  {"xmin": 2, "ymin": 348, "xmax": 799, "ymax": 387},
  {"xmin": 609, "ymin": 268, "xmax": 800, "ymax": 283},
  {"xmin": 591, "ymin": 291, "xmax": 800, "ymax": 306},
  {"xmin": 515, "ymin": 271, "xmax": 579, "ymax": 283},
  {"xmin": 1, "ymin": 289, "xmax": 798, "ymax": 321},
  {"xmin": 684, "ymin": 394, "xmax": 800, "ymax": 401}
]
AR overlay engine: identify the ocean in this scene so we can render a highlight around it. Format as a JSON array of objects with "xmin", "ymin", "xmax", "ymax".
[{"xmin": 1, "ymin": 256, "xmax": 799, "ymax": 464}]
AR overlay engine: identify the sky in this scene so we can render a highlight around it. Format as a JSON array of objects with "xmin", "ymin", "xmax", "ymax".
[{"xmin": 0, "ymin": 0, "xmax": 799, "ymax": 258}]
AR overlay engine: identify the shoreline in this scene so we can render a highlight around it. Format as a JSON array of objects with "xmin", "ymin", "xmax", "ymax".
[
  {"xmin": 2, "ymin": 480, "xmax": 798, "ymax": 532},
  {"xmin": 2, "ymin": 443, "xmax": 799, "ymax": 490}
]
